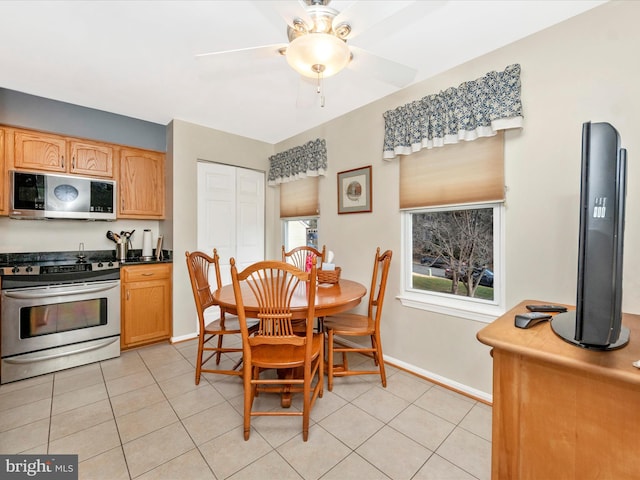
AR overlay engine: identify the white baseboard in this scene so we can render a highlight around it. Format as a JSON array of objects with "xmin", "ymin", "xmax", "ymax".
[
  {"xmin": 335, "ymin": 337, "xmax": 493, "ymax": 404},
  {"xmin": 170, "ymin": 331, "xmax": 493, "ymax": 404},
  {"xmin": 171, "ymin": 332, "xmax": 198, "ymax": 344}
]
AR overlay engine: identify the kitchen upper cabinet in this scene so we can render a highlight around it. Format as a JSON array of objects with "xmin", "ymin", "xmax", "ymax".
[
  {"xmin": 119, "ymin": 147, "xmax": 165, "ymax": 219},
  {"xmin": 68, "ymin": 141, "xmax": 113, "ymax": 177},
  {"xmin": 121, "ymin": 263, "xmax": 172, "ymax": 349},
  {"xmin": 12, "ymin": 128, "xmax": 114, "ymax": 178},
  {"xmin": 13, "ymin": 130, "xmax": 67, "ymax": 173},
  {"xmin": 3, "ymin": 126, "xmax": 166, "ymax": 219}
]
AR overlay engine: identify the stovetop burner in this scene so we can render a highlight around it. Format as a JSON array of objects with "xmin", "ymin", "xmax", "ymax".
[
  {"xmin": 0, "ymin": 250, "xmax": 120, "ymax": 278},
  {"xmin": 1, "ymin": 260, "xmax": 119, "ymax": 276}
]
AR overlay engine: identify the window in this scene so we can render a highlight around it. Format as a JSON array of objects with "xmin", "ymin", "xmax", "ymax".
[
  {"xmin": 401, "ymin": 203, "xmax": 504, "ymax": 322},
  {"xmin": 396, "ymin": 133, "xmax": 506, "ymax": 322},
  {"xmin": 283, "ymin": 218, "xmax": 319, "ymax": 251}
]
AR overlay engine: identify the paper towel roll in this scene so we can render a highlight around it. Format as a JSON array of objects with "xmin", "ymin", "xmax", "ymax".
[{"xmin": 142, "ymin": 229, "xmax": 153, "ymax": 258}]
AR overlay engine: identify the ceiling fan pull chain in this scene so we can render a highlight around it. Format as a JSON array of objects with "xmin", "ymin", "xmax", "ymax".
[{"xmin": 313, "ymin": 64, "xmax": 326, "ymax": 108}]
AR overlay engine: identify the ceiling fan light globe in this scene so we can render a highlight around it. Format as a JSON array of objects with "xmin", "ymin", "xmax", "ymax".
[{"xmin": 286, "ymin": 33, "xmax": 350, "ymax": 78}]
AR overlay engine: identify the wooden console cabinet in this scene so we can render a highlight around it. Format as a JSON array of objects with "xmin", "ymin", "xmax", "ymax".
[
  {"xmin": 477, "ymin": 300, "xmax": 640, "ymax": 479},
  {"xmin": 121, "ymin": 263, "xmax": 172, "ymax": 349}
]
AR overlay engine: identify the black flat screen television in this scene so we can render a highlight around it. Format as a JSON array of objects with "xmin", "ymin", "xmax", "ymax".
[{"xmin": 551, "ymin": 121, "xmax": 629, "ymax": 350}]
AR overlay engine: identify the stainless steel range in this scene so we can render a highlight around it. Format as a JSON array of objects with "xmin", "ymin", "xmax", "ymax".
[{"xmin": 1, "ymin": 256, "xmax": 121, "ymax": 384}]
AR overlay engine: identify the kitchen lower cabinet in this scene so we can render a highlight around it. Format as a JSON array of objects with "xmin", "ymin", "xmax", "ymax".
[{"xmin": 121, "ymin": 263, "xmax": 172, "ymax": 349}]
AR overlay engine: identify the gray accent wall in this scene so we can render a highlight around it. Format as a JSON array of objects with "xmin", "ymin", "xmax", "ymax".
[
  {"xmin": 0, "ymin": 88, "xmax": 166, "ymax": 151},
  {"xmin": 0, "ymin": 88, "xmax": 167, "ymax": 259}
]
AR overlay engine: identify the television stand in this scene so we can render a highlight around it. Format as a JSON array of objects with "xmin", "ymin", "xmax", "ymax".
[
  {"xmin": 477, "ymin": 300, "xmax": 640, "ymax": 479},
  {"xmin": 551, "ymin": 310, "xmax": 630, "ymax": 351}
]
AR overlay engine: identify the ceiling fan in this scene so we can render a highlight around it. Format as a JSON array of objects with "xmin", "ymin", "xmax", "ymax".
[{"xmin": 196, "ymin": 0, "xmax": 444, "ymax": 107}]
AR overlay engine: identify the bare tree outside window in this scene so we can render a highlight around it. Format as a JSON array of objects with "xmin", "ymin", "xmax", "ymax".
[{"xmin": 412, "ymin": 207, "xmax": 494, "ymax": 300}]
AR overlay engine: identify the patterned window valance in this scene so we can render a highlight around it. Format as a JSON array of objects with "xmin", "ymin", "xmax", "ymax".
[
  {"xmin": 383, "ymin": 64, "xmax": 523, "ymax": 160},
  {"xmin": 268, "ymin": 138, "xmax": 328, "ymax": 186}
]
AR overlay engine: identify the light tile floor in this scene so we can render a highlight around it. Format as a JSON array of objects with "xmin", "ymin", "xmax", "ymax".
[{"xmin": 0, "ymin": 337, "xmax": 492, "ymax": 479}]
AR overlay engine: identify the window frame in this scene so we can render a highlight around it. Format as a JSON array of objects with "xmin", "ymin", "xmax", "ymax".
[
  {"xmin": 282, "ymin": 216, "xmax": 320, "ymax": 252},
  {"xmin": 399, "ymin": 202, "xmax": 506, "ymax": 323}
]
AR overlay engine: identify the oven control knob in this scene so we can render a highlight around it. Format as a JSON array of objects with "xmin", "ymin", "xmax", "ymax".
[
  {"xmin": 11, "ymin": 266, "xmax": 19, "ymax": 274},
  {"xmin": 25, "ymin": 266, "xmax": 33, "ymax": 273},
  {"xmin": 107, "ymin": 262, "xmax": 114, "ymax": 267},
  {"xmin": 97, "ymin": 262, "xmax": 104, "ymax": 268}
]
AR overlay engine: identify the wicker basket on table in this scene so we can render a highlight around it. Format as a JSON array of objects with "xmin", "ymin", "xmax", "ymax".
[{"xmin": 317, "ymin": 267, "xmax": 341, "ymax": 284}]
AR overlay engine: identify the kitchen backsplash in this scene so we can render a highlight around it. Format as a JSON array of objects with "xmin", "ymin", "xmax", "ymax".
[{"xmin": 0, "ymin": 217, "xmax": 165, "ymax": 254}]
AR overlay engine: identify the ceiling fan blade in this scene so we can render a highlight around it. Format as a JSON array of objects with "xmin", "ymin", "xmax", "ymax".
[
  {"xmin": 348, "ymin": 46, "xmax": 417, "ymax": 88},
  {"xmin": 348, "ymin": 0, "xmax": 449, "ymax": 42},
  {"xmin": 195, "ymin": 43, "xmax": 287, "ymax": 73},
  {"xmin": 196, "ymin": 43, "xmax": 288, "ymax": 58},
  {"xmin": 252, "ymin": 0, "xmax": 311, "ymax": 31},
  {"xmin": 333, "ymin": 0, "xmax": 416, "ymax": 39},
  {"xmin": 336, "ymin": 0, "xmax": 447, "ymax": 41}
]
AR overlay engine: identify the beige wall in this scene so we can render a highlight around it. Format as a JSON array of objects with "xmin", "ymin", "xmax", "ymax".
[
  {"xmin": 164, "ymin": 1, "xmax": 639, "ymax": 399},
  {"xmin": 270, "ymin": 0, "xmax": 640, "ymax": 398},
  {"xmin": 1, "ymin": 3, "xmax": 635, "ymax": 399},
  {"xmin": 167, "ymin": 120, "xmax": 276, "ymax": 340}
]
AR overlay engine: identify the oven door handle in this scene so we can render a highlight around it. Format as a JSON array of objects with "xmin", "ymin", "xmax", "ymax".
[
  {"xmin": 3, "ymin": 337, "xmax": 119, "ymax": 364},
  {"xmin": 3, "ymin": 283, "xmax": 119, "ymax": 299}
]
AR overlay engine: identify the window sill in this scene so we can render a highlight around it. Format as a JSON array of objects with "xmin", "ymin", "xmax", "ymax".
[{"xmin": 397, "ymin": 292, "xmax": 504, "ymax": 323}]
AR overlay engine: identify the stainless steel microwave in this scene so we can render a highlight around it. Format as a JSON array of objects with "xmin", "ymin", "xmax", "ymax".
[{"xmin": 10, "ymin": 170, "xmax": 117, "ymax": 220}]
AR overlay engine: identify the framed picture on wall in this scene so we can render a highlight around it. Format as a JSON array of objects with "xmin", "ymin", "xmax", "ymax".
[{"xmin": 337, "ymin": 165, "xmax": 372, "ymax": 214}]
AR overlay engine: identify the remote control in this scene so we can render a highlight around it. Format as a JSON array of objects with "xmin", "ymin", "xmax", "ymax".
[
  {"xmin": 525, "ymin": 304, "xmax": 568, "ymax": 313},
  {"xmin": 515, "ymin": 312, "xmax": 553, "ymax": 329}
]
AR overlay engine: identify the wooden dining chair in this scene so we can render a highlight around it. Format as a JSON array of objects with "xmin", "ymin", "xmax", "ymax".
[
  {"xmin": 283, "ymin": 244, "xmax": 327, "ymax": 333},
  {"xmin": 230, "ymin": 258, "xmax": 324, "ymax": 441},
  {"xmin": 186, "ymin": 249, "xmax": 258, "ymax": 384},
  {"xmin": 323, "ymin": 248, "xmax": 392, "ymax": 391},
  {"xmin": 282, "ymin": 245, "xmax": 326, "ymax": 271}
]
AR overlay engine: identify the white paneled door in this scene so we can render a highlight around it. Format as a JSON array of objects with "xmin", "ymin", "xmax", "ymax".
[{"xmin": 197, "ymin": 161, "xmax": 265, "ymax": 306}]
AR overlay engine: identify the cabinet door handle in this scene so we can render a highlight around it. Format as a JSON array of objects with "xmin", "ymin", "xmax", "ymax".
[
  {"xmin": 72, "ymin": 156, "xmax": 75, "ymax": 169},
  {"xmin": 142, "ymin": 273, "xmax": 154, "ymax": 276},
  {"xmin": 61, "ymin": 155, "xmax": 64, "ymax": 169},
  {"xmin": 127, "ymin": 290, "xmax": 130, "ymax": 300}
]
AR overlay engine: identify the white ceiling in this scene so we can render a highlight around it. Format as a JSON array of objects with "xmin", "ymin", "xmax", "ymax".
[{"xmin": 0, "ymin": 0, "xmax": 606, "ymax": 144}]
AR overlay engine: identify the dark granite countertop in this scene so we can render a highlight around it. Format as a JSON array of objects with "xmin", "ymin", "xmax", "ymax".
[
  {"xmin": 118, "ymin": 257, "xmax": 173, "ymax": 266},
  {"xmin": 0, "ymin": 249, "xmax": 173, "ymax": 268}
]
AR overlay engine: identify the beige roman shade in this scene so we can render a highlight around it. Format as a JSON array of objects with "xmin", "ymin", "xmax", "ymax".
[
  {"xmin": 280, "ymin": 176, "xmax": 319, "ymax": 218},
  {"xmin": 399, "ymin": 131, "xmax": 504, "ymax": 209}
]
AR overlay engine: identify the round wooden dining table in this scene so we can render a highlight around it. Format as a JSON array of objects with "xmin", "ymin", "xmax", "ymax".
[
  {"xmin": 212, "ymin": 278, "xmax": 367, "ymax": 407},
  {"xmin": 212, "ymin": 278, "xmax": 367, "ymax": 319}
]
